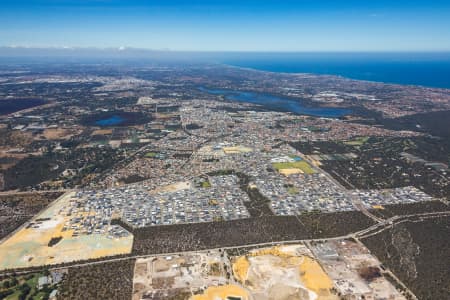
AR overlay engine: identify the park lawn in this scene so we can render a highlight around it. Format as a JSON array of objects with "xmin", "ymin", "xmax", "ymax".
[
  {"xmin": 5, "ymin": 290, "xmax": 21, "ymax": 300},
  {"xmin": 32, "ymin": 291, "xmax": 51, "ymax": 300},
  {"xmin": 144, "ymin": 152, "xmax": 157, "ymax": 158},
  {"xmin": 287, "ymin": 186, "xmax": 299, "ymax": 195},
  {"xmin": 201, "ymin": 181, "xmax": 211, "ymax": 188},
  {"xmin": 4, "ymin": 273, "xmax": 41, "ymax": 300},
  {"xmin": 272, "ymin": 161, "xmax": 315, "ymax": 174},
  {"xmin": 344, "ymin": 136, "xmax": 369, "ymax": 146}
]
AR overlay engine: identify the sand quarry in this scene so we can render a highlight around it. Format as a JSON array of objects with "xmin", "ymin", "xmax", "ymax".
[
  {"xmin": 232, "ymin": 245, "xmax": 338, "ymax": 300},
  {"xmin": 191, "ymin": 285, "xmax": 250, "ymax": 300},
  {"xmin": 0, "ymin": 192, "xmax": 132, "ymax": 270},
  {"xmin": 131, "ymin": 242, "xmax": 403, "ymax": 300},
  {"xmin": 132, "ymin": 245, "xmax": 338, "ymax": 300}
]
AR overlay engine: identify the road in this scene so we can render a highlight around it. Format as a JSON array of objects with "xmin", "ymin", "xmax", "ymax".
[
  {"xmin": 1, "ymin": 209, "xmax": 448, "ymax": 278},
  {"xmin": 0, "ymin": 143, "xmax": 446, "ymax": 300},
  {"xmin": 1, "ymin": 210, "xmax": 447, "ymax": 300},
  {"xmin": 298, "ymin": 149, "xmax": 384, "ymax": 223},
  {"xmin": 0, "ymin": 189, "xmax": 72, "ymax": 196}
]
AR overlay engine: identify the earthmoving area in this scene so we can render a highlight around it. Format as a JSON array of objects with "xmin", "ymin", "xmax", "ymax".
[
  {"xmin": 0, "ymin": 191, "xmax": 63, "ymax": 240},
  {"xmin": 0, "ymin": 192, "xmax": 132, "ymax": 270},
  {"xmin": 131, "ymin": 241, "xmax": 406, "ymax": 300},
  {"xmin": 232, "ymin": 245, "xmax": 337, "ymax": 300}
]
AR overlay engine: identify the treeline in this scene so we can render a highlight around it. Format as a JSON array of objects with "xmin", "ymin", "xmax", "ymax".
[
  {"xmin": 57, "ymin": 260, "xmax": 135, "ymax": 300},
  {"xmin": 132, "ymin": 211, "xmax": 375, "ymax": 255},
  {"xmin": 2, "ymin": 146, "xmax": 125, "ymax": 190},
  {"xmin": 369, "ymin": 200, "xmax": 449, "ymax": 219},
  {"xmin": 206, "ymin": 170, "xmax": 273, "ymax": 217},
  {"xmin": 362, "ymin": 216, "xmax": 450, "ymax": 300},
  {"xmin": 0, "ymin": 192, "xmax": 63, "ymax": 239}
]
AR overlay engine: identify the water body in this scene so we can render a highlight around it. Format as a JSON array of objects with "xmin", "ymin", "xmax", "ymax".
[
  {"xmin": 83, "ymin": 111, "xmax": 151, "ymax": 127},
  {"xmin": 95, "ymin": 115, "xmax": 125, "ymax": 126},
  {"xmin": 0, "ymin": 98, "xmax": 47, "ymax": 115},
  {"xmin": 200, "ymin": 87, "xmax": 350, "ymax": 118},
  {"xmin": 221, "ymin": 52, "xmax": 450, "ymax": 89}
]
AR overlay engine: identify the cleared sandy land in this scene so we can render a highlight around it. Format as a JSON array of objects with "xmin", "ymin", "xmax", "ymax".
[
  {"xmin": 197, "ymin": 144, "xmax": 253, "ymax": 157},
  {"xmin": 191, "ymin": 285, "xmax": 250, "ymax": 300},
  {"xmin": 279, "ymin": 168, "xmax": 304, "ymax": 176},
  {"xmin": 0, "ymin": 192, "xmax": 132, "ymax": 270},
  {"xmin": 131, "ymin": 242, "xmax": 403, "ymax": 300},
  {"xmin": 91, "ymin": 129, "xmax": 113, "ymax": 135},
  {"xmin": 232, "ymin": 245, "xmax": 338, "ymax": 300},
  {"xmin": 223, "ymin": 146, "xmax": 253, "ymax": 154},
  {"xmin": 132, "ymin": 251, "xmax": 234, "ymax": 300},
  {"xmin": 150, "ymin": 181, "xmax": 191, "ymax": 194},
  {"xmin": 41, "ymin": 128, "xmax": 81, "ymax": 140}
]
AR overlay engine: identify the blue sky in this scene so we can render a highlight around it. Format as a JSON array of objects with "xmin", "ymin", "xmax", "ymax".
[{"xmin": 1, "ymin": 0, "xmax": 450, "ymax": 51}]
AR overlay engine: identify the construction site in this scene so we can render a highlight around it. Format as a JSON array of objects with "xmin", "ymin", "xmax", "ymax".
[
  {"xmin": 0, "ymin": 192, "xmax": 133, "ymax": 270},
  {"xmin": 130, "ymin": 241, "xmax": 406, "ymax": 300}
]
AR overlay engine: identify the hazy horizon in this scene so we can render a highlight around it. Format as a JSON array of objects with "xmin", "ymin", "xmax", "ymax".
[
  {"xmin": 2, "ymin": 0, "xmax": 450, "ymax": 52},
  {"xmin": 1, "ymin": 46, "xmax": 450, "ymax": 57}
]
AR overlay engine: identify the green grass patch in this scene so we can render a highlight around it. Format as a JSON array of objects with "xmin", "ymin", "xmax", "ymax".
[
  {"xmin": 287, "ymin": 186, "xmax": 299, "ymax": 195},
  {"xmin": 4, "ymin": 289, "xmax": 20, "ymax": 300},
  {"xmin": 201, "ymin": 181, "xmax": 211, "ymax": 188},
  {"xmin": 32, "ymin": 291, "xmax": 51, "ymax": 300},
  {"xmin": 272, "ymin": 161, "xmax": 315, "ymax": 174},
  {"xmin": 92, "ymin": 140, "xmax": 108, "ymax": 146},
  {"xmin": 144, "ymin": 152, "xmax": 157, "ymax": 158},
  {"xmin": 2, "ymin": 273, "xmax": 47, "ymax": 300},
  {"xmin": 344, "ymin": 136, "xmax": 369, "ymax": 146}
]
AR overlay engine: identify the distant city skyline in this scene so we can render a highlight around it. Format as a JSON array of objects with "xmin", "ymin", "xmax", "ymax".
[{"xmin": 2, "ymin": 0, "xmax": 450, "ymax": 51}]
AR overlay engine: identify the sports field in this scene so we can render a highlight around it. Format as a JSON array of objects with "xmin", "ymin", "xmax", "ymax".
[{"xmin": 272, "ymin": 161, "xmax": 315, "ymax": 174}]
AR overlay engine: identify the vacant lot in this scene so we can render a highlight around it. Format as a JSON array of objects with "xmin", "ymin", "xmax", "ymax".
[
  {"xmin": 0, "ymin": 193, "xmax": 132, "ymax": 270},
  {"xmin": 41, "ymin": 128, "xmax": 80, "ymax": 140},
  {"xmin": 0, "ymin": 191, "xmax": 63, "ymax": 239}
]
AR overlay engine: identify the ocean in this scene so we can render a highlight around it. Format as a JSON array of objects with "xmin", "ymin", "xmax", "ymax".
[{"xmin": 220, "ymin": 52, "xmax": 450, "ymax": 89}]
